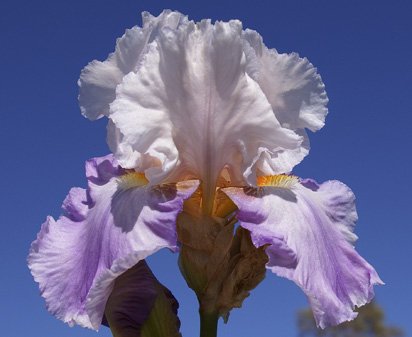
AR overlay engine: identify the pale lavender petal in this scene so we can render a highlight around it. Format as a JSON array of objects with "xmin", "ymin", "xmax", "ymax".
[
  {"xmin": 223, "ymin": 180, "xmax": 383, "ymax": 328},
  {"xmin": 28, "ymin": 155, "xmax": 198, "ymax": 330},
  {"xmin": 222, "ymin": 187, "xmax": 297, "ymax": 269},
  {"xmin": 85, "ymin": 153, "xmax": 124, "ymax": 184}
]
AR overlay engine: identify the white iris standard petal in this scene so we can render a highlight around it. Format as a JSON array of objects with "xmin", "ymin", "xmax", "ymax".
[
  {"xmin": 242, "ymin": 29, "xmax": 328, "ymax": 175},
  {"xmin": 78, "ymin": 10, "xmax": 332, "ymax": 207},
  {"xmin": 79, "ymin": 11, "xmax": 330, "ymax": 195},
  {"xmin": 78, "ymin": 10, "xmax": 188, "ymax": 120},
  {"xmin": 109, "ymin": 19, "xmax": 302, "ymax": 212},
  {"xmin": 242, "ymin": 29, "xmax": 328, "ymax": 132}
]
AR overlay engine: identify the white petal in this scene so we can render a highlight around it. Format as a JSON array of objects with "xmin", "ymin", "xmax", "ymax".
[
  {"xmin": 241, "ymin": 29, "xmax": 328, "ymax": 175},
  {"xmin": 109, "ymin": 19, "xmax": 301, "ymax": 192},
  {"xmin": 242, "ymin": 29, "xmax": 328, "ymax": 132},
  {"xmin": 78, "ymin": 10, "xmax": 188, "ymax": 120},
  {"xmin": 248, "ymin": 129, "xmax": 310, "ymax": 178}
]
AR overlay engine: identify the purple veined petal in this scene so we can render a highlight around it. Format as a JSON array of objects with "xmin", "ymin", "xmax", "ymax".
[
  {"xmin": 223, "ymin": 179, "xmax": 383, "ymax": 329},
  {"xmin": 85, "ymin": 153, "xmax": 124, "ymax": 184},
  {"xmin": 220, "ymin": 186, "xmax": 297, "ymax": 269},
  {"xmin": 28, "ymin": 154, "xmax": 199, "ymax": 330},
  {"xmin": 78, "ymin": 10, "xmax": 188, "ymax": 120}
]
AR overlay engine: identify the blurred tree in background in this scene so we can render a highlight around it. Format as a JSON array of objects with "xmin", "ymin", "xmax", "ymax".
[{"xmin": 297, "ymin": 301, "xmax": 403, "ymax": 337}]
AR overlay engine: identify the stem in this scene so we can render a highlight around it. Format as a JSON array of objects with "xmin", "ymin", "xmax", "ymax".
[{"xmin": 199, "ymin": 310, "xmax": 218, "ymax": 337}]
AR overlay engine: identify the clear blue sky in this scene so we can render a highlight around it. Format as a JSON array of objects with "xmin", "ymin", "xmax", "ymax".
[{"xmin": 1, "ymin": 1, "xmax": 411, "ymax": 336}]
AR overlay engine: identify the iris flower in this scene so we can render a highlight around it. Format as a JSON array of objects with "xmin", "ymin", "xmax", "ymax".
[{"xmin": 29, "ymin": 10, "xmax": 382, "ymax": 336}]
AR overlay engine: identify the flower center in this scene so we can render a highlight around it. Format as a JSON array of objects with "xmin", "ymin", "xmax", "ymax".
[
  {"xmin": 257, "ymin": 174, "xmax": 299, "ymax": 188},
  {"xmin": 118, "ymin": 171, "xmax": 149, "ymax": 189}
]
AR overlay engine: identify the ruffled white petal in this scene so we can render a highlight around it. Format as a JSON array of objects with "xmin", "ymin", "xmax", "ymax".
[
  {"xmin": 80, "ymin": 11, "xmax": 329, "ymax": 184},
  {"xmin": 78, "ymin": 10, "xmax": 188, "ymax": 120},
  {"xmin": 241, "ymin": 29, "xmax": 328, "ymax": 174},
  {"xmin": 109, "ymin": 19, "xmax": 301, "ymax": 190},
  {"xmin": 242, "ymin": 29, "xmax": 329, "ymax": 132}
]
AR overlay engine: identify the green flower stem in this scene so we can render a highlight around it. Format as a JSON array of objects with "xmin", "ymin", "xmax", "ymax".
[{"xmin": 199, "ymin": 310, "xmax": 218, "ymax": 337}]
